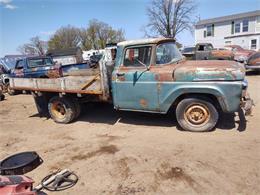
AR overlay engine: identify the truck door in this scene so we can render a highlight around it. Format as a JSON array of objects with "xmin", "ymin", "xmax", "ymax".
[
  {"xmin": 112, "ymin": 46, "xmax": 159, "ymax": 112},
  {"xmin": 13, "ymin": 60, "xmax": 25, "ymax": 77}
]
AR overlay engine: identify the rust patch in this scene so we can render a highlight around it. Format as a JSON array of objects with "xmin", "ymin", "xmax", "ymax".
[
  {"xmin": 140, "ymin": 98, "xmax": 148, "ymax": 108},
  {"xmin": 211, "ymin": 50, "xmax": 234, "ymax": 59},
  {"xmin": 47, "ymin": 69, "xmax": 61, "ymax": 78}
]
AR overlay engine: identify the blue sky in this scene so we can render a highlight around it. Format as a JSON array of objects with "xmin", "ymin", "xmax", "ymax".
[{"xmin": 0, "ymin": 0, "xmax": 259, "ymax": 57}]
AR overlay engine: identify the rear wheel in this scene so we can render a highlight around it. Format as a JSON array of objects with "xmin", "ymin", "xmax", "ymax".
[
  {"xmin": 176, "ymin": 98, "xmax": 219, "ymax": 132},
  {"xmin": 72, "ymin": 98, "xmax": 81, "ymax": 120},
  {"xmin": 48, "ymin": 96, "xmax": 76, "ymax": 124}
]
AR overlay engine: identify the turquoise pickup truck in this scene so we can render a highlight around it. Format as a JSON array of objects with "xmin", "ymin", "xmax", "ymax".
[{"xmin": 10, "ymin": 38, "xmax": 253, "ymax": 132}]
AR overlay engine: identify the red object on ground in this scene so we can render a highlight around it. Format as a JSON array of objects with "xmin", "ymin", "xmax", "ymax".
[{"xmin": 0, "ymin": 175, "xmax": 36, "ymax": 195}]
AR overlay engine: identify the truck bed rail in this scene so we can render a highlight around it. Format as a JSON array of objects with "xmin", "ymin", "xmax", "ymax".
[{"xmin": 10, "ymin": 75, "xmax": 103, "ymax": 95}]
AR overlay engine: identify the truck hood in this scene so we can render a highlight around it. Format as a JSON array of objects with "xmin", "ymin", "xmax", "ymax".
[{"xmin": 174, "ymin": 60, "xmax": 245, "ymax": 81}]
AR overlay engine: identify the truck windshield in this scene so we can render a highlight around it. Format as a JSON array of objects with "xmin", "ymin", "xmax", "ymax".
[{"xmin": 156, "ymin": 42, "xmax": 183, "ymax": 65}]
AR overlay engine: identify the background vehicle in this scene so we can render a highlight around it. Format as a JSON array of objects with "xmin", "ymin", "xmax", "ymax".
[
  {"xmin": 194, "ymin": 43, "xmax": 234, "ymax": 60},
  {"xmin": 9, "ymin": 38, "xmax": 252, "ymax": 132},
  {"xmin": 225, "ymin": 45, "xmax": 255, "ymax": 63},
  {"xmin": 11, "ymin": 56, "xmax": 61, "ymax": 78},
  {"xmin": 181, "ymin": 47, "xmax": 195, "ymax": 60},
  {"xmin": 246, "ymin": 51, "xmax": 260, "ymax": 70}
]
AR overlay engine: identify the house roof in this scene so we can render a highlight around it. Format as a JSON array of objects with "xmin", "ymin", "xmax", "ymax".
[{"xmin": 196, "ymin": 10, "xmax": 260, "ymax": 27}]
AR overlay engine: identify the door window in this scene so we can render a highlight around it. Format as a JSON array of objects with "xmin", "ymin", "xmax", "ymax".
[
  {"xmin": 123, "ymin": 46, "xmax": 152, "ymax": 67},
  {"xmin": 16, "ymin": 60, "xmax": 24, "ymax": 69}
]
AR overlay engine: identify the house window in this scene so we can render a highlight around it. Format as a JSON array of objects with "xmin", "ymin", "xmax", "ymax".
[
  {"xmin": 231, "ymin": 21, "xmax": 235, "ymax": 34},
  {"xmin": 251, "ymin": 39, "xmax": 257, "ymax": 50},
  {"xmin": 235, "ymin": 22, "xmax": 241, "ymax": 33},
  {"xmin": 206, "ymin": 25, "xmax": 214, "ymax": 37},
  {"xmin": 242, "ymin": 20, "xmax": 249, "ymax": 32}
]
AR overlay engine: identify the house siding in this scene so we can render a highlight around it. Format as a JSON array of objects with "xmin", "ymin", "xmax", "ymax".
[{"xmin": 195, "ymin": 12, "xmax": 260, "ymax": 51}]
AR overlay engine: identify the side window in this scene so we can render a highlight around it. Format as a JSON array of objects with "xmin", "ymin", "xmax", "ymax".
[
  {"xmin": 44, "ymin": 58, "xmax": 53, "ymax": 66},
  {"xmin": 198, "ymin": 45, "xmax": 206, "ymax": 51},
  {"xmin": 28, "ymin": 58, "xmax": 52, "ymax": 67},
  {"xmin": 16, "ymin": 60, "xmax": 24, "ymax": 69},
  {"xmin": 29, "ymin": 59, "xmax": 44, "ymax": 67},
  {"xmin": 123, "ymin": 46, "xmax": 151, "ymax": 67}
]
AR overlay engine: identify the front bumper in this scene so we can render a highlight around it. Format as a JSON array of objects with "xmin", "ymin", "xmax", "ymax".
[{"xmin": 245, "ymin": 64, "xmax": 260, "ymax": 70}]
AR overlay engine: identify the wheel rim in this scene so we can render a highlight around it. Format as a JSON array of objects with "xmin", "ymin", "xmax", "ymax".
[
  {"xmin": 51, "ymin": 101, "xmax": 66, "ymax": 120},
  {"xmin": 184, "ymin": 103, "xmax": 210, "ymax": 126}
]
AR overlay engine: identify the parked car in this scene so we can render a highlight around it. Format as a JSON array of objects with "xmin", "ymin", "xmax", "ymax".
[
  {"xmin": 245, "ymin": 51, "xmax": 260, "ymax": 70},
  {"xmin": 225, "ymin": 45, "xmax": 255, "ymax": 63},
  {"xmin": 10, "ymin": 38, "xmax": 253, "ymax": 132},
  {"xmin": 181, "ymin": 47, "xmax": 195, "ymax": 60},
  {"xmin": 194, "ymin": 43, "xmax": 234, "ymax": 60},
  {"xmin": 11, "ymin": 56, "xmax": 92, "ymax": 79}
]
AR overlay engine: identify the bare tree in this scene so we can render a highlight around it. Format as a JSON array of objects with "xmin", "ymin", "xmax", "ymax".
[
  {"xmin": 18, "ymin": 36, "xmax": 47, "ymax": 55},
  {"xmin": 146, "ymin": 0, "xmax": 197, "ymax": 38}
]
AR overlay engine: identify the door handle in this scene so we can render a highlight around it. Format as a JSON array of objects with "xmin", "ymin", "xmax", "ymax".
[{"xmin": 116, "ymin": 72, "xmax": 125, "ymax": 77}]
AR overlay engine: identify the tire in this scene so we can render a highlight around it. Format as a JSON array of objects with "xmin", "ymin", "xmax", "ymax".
[
  {"xmin": 72, "ymin": 98, "xmax": 81, "ymax": 120},
  {"xmin": 48, "ymin": 96, "xmax": 76, "ymax": 124},
  {"xmin": 0, "ymin": 94, "xmax": 5, "ymax": 101},
  {"xmin": 176, "ymin": 98, "xmax": 219, "ymax": 132}
]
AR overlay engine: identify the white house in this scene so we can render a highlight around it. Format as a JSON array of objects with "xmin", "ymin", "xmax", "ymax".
[{"xmin": 195, "ymin": 10, "xmax": 260, "ymax": 51}]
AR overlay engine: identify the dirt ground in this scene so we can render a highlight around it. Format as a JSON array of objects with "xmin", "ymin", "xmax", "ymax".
[{"xmin": 0, "ymin": 72, "xmax": 260, "ymax": 195}]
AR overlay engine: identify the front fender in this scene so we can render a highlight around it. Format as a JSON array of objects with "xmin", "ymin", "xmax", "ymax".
[{"xmin": 159, "ymin": 82, "xmax": 242, "ymax": 113}]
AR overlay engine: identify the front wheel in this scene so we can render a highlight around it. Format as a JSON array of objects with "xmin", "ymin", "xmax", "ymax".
[
  {"xmin": 48, "ymin": 96, "xmax": 76, "ymax": 124},
  {"xmin": 176, "ymin": 98, "xmax": 219, "ymax": 132}
]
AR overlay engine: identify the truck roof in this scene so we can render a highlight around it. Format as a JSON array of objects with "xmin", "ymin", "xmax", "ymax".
[{"xmin": 118, "ymin": 37, "xmax": 175, "ymax": 47}]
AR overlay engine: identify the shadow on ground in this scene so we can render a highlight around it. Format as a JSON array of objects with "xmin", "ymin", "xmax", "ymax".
[
  {"xmin": 75, "ymin": 102, "xmax": 247, "ymax": 132},
  {"xmin": 246, "ymin": 70, "xmax": 260, "ymax": 76}
]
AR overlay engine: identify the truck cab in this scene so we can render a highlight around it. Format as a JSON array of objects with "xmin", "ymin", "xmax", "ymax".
[
  {"xmin": 12, "ymin": 56, "xmax": 61, "ymax": 78},
  {"xmin": 111, "ymin": 38, "xmax": 252, "ymax": 131}
]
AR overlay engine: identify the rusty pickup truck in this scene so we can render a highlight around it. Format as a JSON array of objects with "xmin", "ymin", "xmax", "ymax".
[
  {"xmin": 194, "ymin": 43, "xmax": 234, "ymax": 60},
  {"xmin": 9, "ymin": 38, "xmax": 253, "ymax": 132}
]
